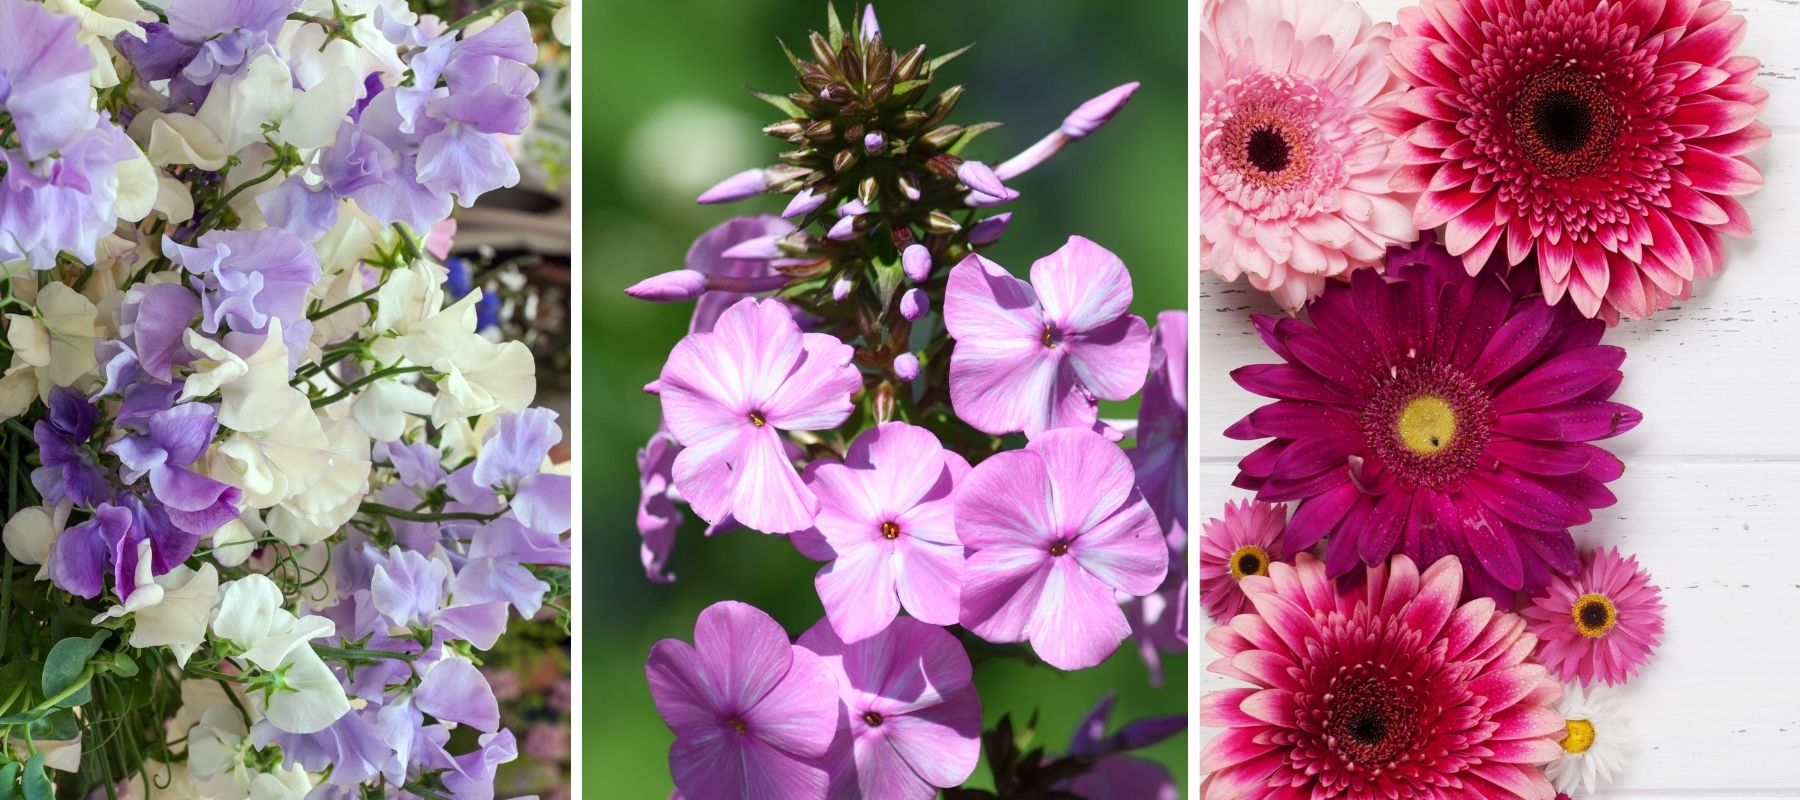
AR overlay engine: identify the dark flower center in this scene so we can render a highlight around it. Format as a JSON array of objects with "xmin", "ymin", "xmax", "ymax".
[
  {"xmin": 1228, "ymin": 545, "xmax": 1270, "ymax": 581},
  {"xmin": 1361, "ymin": 363, "xmax": 1494, "ymax": 490},
  {"xmin": 1572, "ymin": 592, "xmax": 1618, "ymax": 638},
  {"xmin": 727, "ymin": 716, "xmax": 749, "ymax": 734},
  {"xmin": 1510, "ymin": 70, "xmax": 1620, "ymax": 178},
  {"xmin": 862, "ymin": 711, "xmax": 884, "ymax": 727},
  {"xmin": 749, "ymin": 410, "xmax": 766, "ymax": 427},
  {"xmin": 1042, "ymin": 324, "xmax": 1061, "ymax": 349},
  {"xmin": 880, "ymin": 521, "xmax": 900, "ymax": 540},
  {"xmin": 1048, "ymin": 539, "xmax": 1070, "ymax": 556},
  {"xmin": 1326, "ymin": 675, "xmax": 1418, "ymax": 768},
  {"xmin": 1245, "ymin": 127, "xmax": 1292, "ymax": 173}
]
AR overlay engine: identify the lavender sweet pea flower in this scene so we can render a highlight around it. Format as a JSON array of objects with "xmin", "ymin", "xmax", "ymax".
[
  {"xmin": 0, "ymin": 0, "xmax": 98, "ymax": 159},
  {"xmin": 257, "ymin": 176, "xmax": 340, "ymax": 244},
  {"xmin": 116, "ymin": 283, "xmax": 202, "ymax": 381},
  {"xmin": 658, "ymin": 298, "xmax": 861, "ymax": 534},
  {"xmin": 107, "ymin": 402, "xmax": 241, "ymax": 536},
  {"xmin": 416, "ymin": 90, "xmax": 525, "ymax": 207},
  {"xmin": 32, "ymin": 387, "xmax": 112, "ymax": 508},
  {"xmin": 118, "ymin": 493, "xmax": 202, "ymax": 576},
  {"xmin": 251, "ymin": 710, "xmax": 396, "ymax": 787},
  {"xmin": 415, "ymin": 656, "xmax": 500, "ymax": 733},
  {"xmin": 369, "ymin": 547, "xmax": 510, "ymax": 649},
  {"xmin": 943, "ymin": 236, "xmax": 1151, "ymax": 436},
  {"xmin": 0, "ymin": 120, "xmax": 140, "ymax": 269},
  {"xmin": 472, "ymin": 408, "xmax": 571, "ymax": 534},
  {"xmin": 957, "ymin": 429, "xmax": 1168, "ymax": 671},
  {"xmin": 47, "ymin": 503, "xmax": 133, "ymax": 599},
  {"xmin": 646, "ymin": 601, "xmax": 839, "ymax": 800},
  {"xmin": 164, "ymin": 228, "xmax": 323, "ymax": 336},
  {"xmin": 789, "ymin": 423, "xmax": 968, "ymax": 642},
  {"xmin": 321, "ymin": 122, "xmax": 401, "ymax": 195},
  {"xmin": 165, "ymin": 0, "xmax": 299, "ymax": 43},
  {"xmin": 457, "ymin": 515, "xmax": 559, "ymax": 617},
  {"xmin": 798, "ymin": 618, "xmax": 982, "ymax": 800}
]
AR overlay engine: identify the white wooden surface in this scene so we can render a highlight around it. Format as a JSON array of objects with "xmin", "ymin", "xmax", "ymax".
[{"xmin": 1195, "ymin": 0, "xmax": 1800, "ymax": 794}]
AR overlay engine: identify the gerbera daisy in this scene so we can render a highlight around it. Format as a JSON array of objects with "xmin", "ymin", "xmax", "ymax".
[
  {"xmin": 1523, "ymin": 547, "xmax": 1666, "ymax": 686},
  {"xmin": 1226, "ymin": 248, "xmax": 1641, "ymax": 602},
  {"xmin": 1200, "ymin": 0, "xmax": 1418, "ymax": 311},
  {"xmin": 1377, "ymin": 0, "xmax": 1770, "ymax": 322},
  {"xmin": 1196, "ymin": 499, "xmax": 1287, "ymax": 623},
  {"xmin": 1200, "ymin": 554, "xmax": 1565, "ymax": 798},
  {"xmin": 1545, "ymin": 684, "xmax": 1631, "ymax": 794}
]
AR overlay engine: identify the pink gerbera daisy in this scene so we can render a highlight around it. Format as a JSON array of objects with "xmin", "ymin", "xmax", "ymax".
[
  {"xmin": 1523, "ymin": 547, "xmax": 1666, "ymax": 686},
  {"xmin": 1226, "ymin": 247, "xmax": 1641, "ymax": 602},
  {"xmin": 1201, "ymin": 554, "xmax": 1565, "ymax": 799},
  {"xmin": 1200, "ymin": 0, "xmax": 1419, "ymax": 311},
  {"xmin": 1377, "ymin": 0, "xmax": 1770, "ymax": 322},
  {"xmin": 1196, "ymin": 499, "xmax": 1287, "ymax": 624}
]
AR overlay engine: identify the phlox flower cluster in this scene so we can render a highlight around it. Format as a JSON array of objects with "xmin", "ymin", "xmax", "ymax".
[{"xmin": 0, "ymin": 1, "xmax": 572, "ymax": 798}]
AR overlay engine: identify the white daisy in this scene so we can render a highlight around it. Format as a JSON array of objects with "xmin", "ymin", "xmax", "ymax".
[{"xmin": 1546, "ymin": 683, "xmax": 1631, "ymax": 794}]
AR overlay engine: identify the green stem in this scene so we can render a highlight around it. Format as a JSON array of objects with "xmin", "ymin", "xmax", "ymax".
[
  {"xmin": 309, "ymin": 284, "xmax": 381, "ymax": 321},
  {"xmin": 310, "ymin": 365, "xmax": 429, "ymax": 408},
  {"xmin": 31, "ymin": 665, "xmax": 94, "ymax": 713},
  {"xmin": 356, "ymin": 502, "xmax": 497, "ymax": 523},
  {"xmin": 194, "ymin": 161, "xmax": 286, "ymax": 238},
  {"xmin": 313, "ymin": 645, "xmax": 415, "ymax": 663}
]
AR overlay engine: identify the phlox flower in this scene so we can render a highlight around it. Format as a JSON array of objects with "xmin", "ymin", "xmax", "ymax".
[
  {"xmin": 797, "ymin": 617, "xmax": 981, "ymax": 800},
  {"xmin": 1058, "ymin": 694, "xmax": 1184, "ymax": 800},
  {"xmin": 658, "ymin": 297, "xmax": 861, "ymax": 534},
  {"xmin": 943, "ymin": 236, "xmax": 1149, "ymax": 436},
  {"xmin": 647, "ymin": 601, "xmax": 840, "ymax": 800},
  {"xmin": 790, "ymin": 422, "xmax": 968, "ymax": 642},
  {"xmin": 957, "ymin": 428, "xmax": 1168, "ymax": 670}
]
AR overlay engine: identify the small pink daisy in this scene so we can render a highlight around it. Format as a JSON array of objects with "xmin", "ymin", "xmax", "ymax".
[
  {"xmin": 1196, "ymin": 499, "xmax": 1286, "ymax": 623},
  {"xmin": 1523, "ymin": 547, "xmax": 1666, "ymax": 687}
]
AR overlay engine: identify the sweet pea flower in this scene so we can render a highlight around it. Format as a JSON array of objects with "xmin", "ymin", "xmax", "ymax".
[
  {"xmin": 647, "ymin": 601, "xmax": 839, "ymax": 800},
  {"xmin": 0, "ymin": 120, "xmax": 142, "ymax": 270},
  {"xmin": 790, "ymin": 423, "xmax": 969, "ymax": 642},
  {"xmin": 798, "ymin": 618, "xmax": 982, "ymax": 800},
  {"xmin": 32, "ymin": 386, "xmax": 112, "ymax": 508},
  {"xmin": 93, "ymin": 553, "xmax": 220, "ymax": 667},
  {"xmin": 47, "ymin": 502, "xmax": 133, "ymax": 599},
  {"xmin": 109, "ymin": 401, "xmax": 243, "ymax": 536},
  {"xmin": 658, "ymin": 297, "xmax": 861, "ymax": 534},
  {"xmin": 957, "ymin": 429, "xmax": 1168, "ymax": 670},
  {"xmin": 0, "ymin": 0, "xmax": 98, "ymax": 159},
  {"xmin": 472, "ymin": 407, "xmax": 572, "ymax": 534},
  {"xmin": 943, "ymin": 236, "xmax": 1150, "ymax": 436},
  {"xmin": 164, "ymin": 228, "xmax": 323, "ymax": 337}
]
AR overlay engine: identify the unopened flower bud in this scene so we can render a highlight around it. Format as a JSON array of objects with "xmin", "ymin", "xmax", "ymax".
[
  {"xmin": 1063, "ymin": 81, "xmax": 1140, "ymax": 139},
  {"xmin": 873, "ymin": 380, "xmax": 896, "ymax": 421},
  {"xmin": 695, "ymin": 168, "xmax": 769, "ymax": 205},
  {"xmin": 861, "ymin": 5, "xmax": 881, "ymax": 42},
  {"xmin": 644, "ymin": 379, "xmax": 663, "ymax": 395},
  {"xmin": 924, "ymin": 211, "xmax": 961, "ymax": 234},
  {"xmin": 625, "ymin": 269, "xmax": 707, "ymax": 302},
  {"xmin": 863, "ymin": 131, "xmax": 886, "ymax": 153},
  {"xmin": 828, "ymin": 216, "xmax": 862, "ymax": 241},
  {"xmin": 893, "ymin": 353, "xmax": 920, "ymax": 382},
  {"xmin": 720, "ymin": 235, "xmax": 785, "ymax": 260},
  {"xmin": 897, "ymin": 174, "xmax": 921, "ymax": 201},
  {"xmin": 832, "ymin": 276, "xmax": 853, "ymax": 302},
  {"xmin": 784, "ymin": 188, "xmax": 828, "ymax": 218},
  {"xmin": 900, "ymin": 288, "xmax": 929, "ymax": 320},
  {"xmin": 967, "ymin": 213, "xmax": 1012, "ymax": 246},
  {"xmin": 902, "ymin": 244, "xmax": 932, "ymax": 282}
]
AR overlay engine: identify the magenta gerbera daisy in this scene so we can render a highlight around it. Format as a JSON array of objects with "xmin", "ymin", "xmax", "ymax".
[
  {"xmin": 1226, "ymin": 247, "xmax": 1641, "ymax": 602},
  {"xmin": 1377, "ymin": 0, "xmax": 1770, "ymax": 322},
  {"xmin": 1200, "ymin": 0, "xmax": 1419, "ymax": 311},
  {"xmin": 1523, "ymin": 547, "xmax": 1666, "ymax": 687},
  {"xmin": 1196, "ymin": 499, "xmax": 1287, "ymax": 624},
  {"xmin": 1200, "ymin": 554, "xmax": 1565, "ymax": 799}
]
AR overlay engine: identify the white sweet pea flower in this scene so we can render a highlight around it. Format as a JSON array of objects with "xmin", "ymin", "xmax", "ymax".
[
  {"xmin": 432, "ymin": 337, "xmax": 535, "ymax": 425},
  {"xmin": 94, "ymin": 542, "xmax": 220, "ymax": 667},
  {"xmin": 266, "ymin": 417, "xmax": 371, "ymax": 547},
  {"xmin": 0, "ymin": 370, "xmax": 34, "ymax": 421},
  {"xmin": 28, "ymin": 283, "xmax": 100, "ymax": 396},
  {"xmin": 260, "ymin": 645, "xmax": 350, "ymax": 735},
  {"xmin": 208, "ymin": 393, "xmax": 332, "ymax": 508},
  {"xmin": 282, "ymin": 0, "xmax": 414, "ymax": 85},
  {"xmin": 143, "ymin": 112, "xmax": 230, "ymax": 171},
  {"xmin": 189, "ymin": 322, "xmax": 302, "ymax": 434},
  {"xmin": 2, "ymin": 503, "xmax": 69, "ymax": 580},
  {"xmin": 4, "ymin": 312, "xmax": 48, "ymax": 367},
  {"xmin": 44, "ymin": 0, "xmax": 153, "ymax": 88},
  {"xmin": 196, "ymin": 49, "xmax": 360, "ymax": 155},
  {"xmin": 113, "ymin": 143, "xmax": 157, "ymax": 222},
  {"xmin": 209, "ymin": 575, "xmax": 335, "ymax": 671},
  {"xmin": 188, "ymin": 704, "xmax": 259, "ymax": 800},
  {"xmin": 370, "ymin": 260, "xmax": 449, "ymax": 336},
  {"xmin": 352, "ymin": 375, "xmax": 434, "ymax": 441},
  {"xmin": 154, "ymin": 170, "xmax": 197, "ymax": 224},
  {"xmin": 553, "ymin": 1, "xmax": 574, "ymax": 45}
]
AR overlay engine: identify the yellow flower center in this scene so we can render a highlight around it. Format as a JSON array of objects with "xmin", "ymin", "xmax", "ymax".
[
  {"xmin": 1396, "ymin": 396, "xmax": 1457, "ymax": 455},
  {"xmin": 1228, "ymin": 545, "xmax": 1271, "ymax": 581},
  {"xmin": 1562, "ymin": 718, "xmax": 1596, "ymax": 754},
  {"xmin": 1572, "ymin": 593, "xmax": 1618, "ymax": 638}
]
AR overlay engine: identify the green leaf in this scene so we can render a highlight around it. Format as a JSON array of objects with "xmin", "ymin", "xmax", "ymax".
[
  {"xmin": 26, "ymin": 709, "xmax": 77, "ymax": 742},
  {"xmin": 105, "ymin": 651, "xmax": 138, "ymax": 678},
  {"xmin": 948, "ymin": 122, "xmax": 1006, "ymax": 156},
  {"xmin": 746, "ymin": 88, "xmax": 805, "ymax": 118},
  {"xmin": 0, "ymin": 664, "xmax": 27, "ymax": 714},
  {"xmin": 41, "ymin": 632, "xmax": 107, "ymax": 709},
  {"xmin": 0, "ymin": 762, "xmax": 19, "ymax": 800},
  {"xmin": 19, "ymin": 754, "xmax": 45, "ymax": 800},
  {"xmin": 824, "ymin": 1, "xmax": 844, "ymax": 43},
  {"xmin": 873, "ymin": 257, "xmax": 903, "ymax": 312},
  {"xmin": 927, "ymin": 43, "xmax": 974, "ymax": 74}
]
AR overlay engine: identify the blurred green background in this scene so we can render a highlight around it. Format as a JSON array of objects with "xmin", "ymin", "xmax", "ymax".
[{"xmin": 582, "ymin": 1, "xmax": 1187, "ymax": 796}]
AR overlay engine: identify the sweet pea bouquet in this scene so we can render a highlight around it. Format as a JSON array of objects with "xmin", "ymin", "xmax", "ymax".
[
  {"xmin": 626, "ymin": 6, "xmax": 1186, "ymax": 798},
  {"xmin": 0, "ymin": 0, "xmax": 572, "ymax": 798}
]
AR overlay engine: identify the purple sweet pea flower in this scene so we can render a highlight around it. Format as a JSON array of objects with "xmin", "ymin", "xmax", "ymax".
[
  {"xmin": 956, "ymin": 429, "xmax": 1168, "ymax": 671},
  {"xmin": 943, "ymin": 237, "xmax": 1151, "ymax": 436},
  {"xmin": 646, "ymin": 601, "xmax": 839, "ymax": 800},
  {"xmin": 114, "ymin": 23, "xmax": 193, "ymax": 83},
  {"xmin": 118, "ymin": 493, "xmax": 202, "ymax": 577},
  {"xmin": 369, "ymin": 547, "xmax": 510, "ymax": 649},
  {"xmin": 164, "ymin": 228, "xmax": 323, "ymax": 336},
  {"xmin": 257, "ymin": 176, "xmax": 341, "ymax": 244},
  {"xmin": 32, "ymin": 387, "xmax": 112, "ymax": 508},
  {"xmin": 456, "ymin": 514, "xmax": 561, "ymax": 618},
  {"xmin": 658, "ymin": 298, "xmax": 861, "ymax": 534},
  {"xmin": 789, "ymin": 423, "xmax": 968, "ymax": 642},
  {"xmin": 0, "ymin": 0, "xmax": 97, "ymax": 159},
  {"xmin": 116, "ymin": 283, "xmax": 202, "ymax": 381},
  {"xmin": 107, "ymin": 402, "xmax": 241, "ymax": 536},
  {"xmin": 251, "ymin": 709, "xmax": 396, "ymax": 787},
  {"xmin": 321, "ymin": 122, "xmax": 401, "ymax": 195},
  {"xmin": 440, "ymin": 730, "xmax": 518, "ymax": 800},
  {"xmin": 798, "ymin": 617, "xmax": 982, "ymax": 800},
  {"xmin": 47, "ymin": 503, "xmax": 133, "ymax": 599},
  {"xmin": 415, "ymin": 656, "xmax": 500, "ymax": 733},
  {"xmin": 472, "ymin": 408, "xmax": 571, "ymax": 534},
  {"xmin": 165, "ymin": 0, "xmax": 299, "ymax": 43},
  {"xmin": 0, "ymin": 120, "xmax": 139, "ymax": 269},
  {"xmin": 636, "ymin": 428, "xmax": 683, "ymax": 583}
]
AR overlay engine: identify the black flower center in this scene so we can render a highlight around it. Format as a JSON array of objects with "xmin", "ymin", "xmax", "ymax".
[
  {"xmin": 1345, "ymin": 709, "xmax": 1388, "ymax": 745},
  {"xmin": 1042, "ymin": 324, "xmax": 1061, "ymax": 349},
  {"xmin": 862, "ymin": 711, "xmax": 884, "ymax": 727},
  {"xmin": 1246, "ymin": 127, "xmax": 1292, "ymax": 173},
  {"xmin": 1326, "ymin": 675, "xmax": 1419, "ymax": 769},
  {"xmin": 1236, "ymin": 552, "xmax": 1263, "ymax": 575},
  {"xmin": 1510, "ymin": 70, "xmax": 1620, "ymax": 178},
  {"xmin": 1572, "ymin": 592, "xmax": 1618, "ymax": 638}
]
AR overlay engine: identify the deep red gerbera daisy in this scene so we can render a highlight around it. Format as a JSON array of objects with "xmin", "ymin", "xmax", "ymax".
[
  {"xmin": 1376, "ymin": 0, "xmax": 1769, "ymax": 322},
  {"xmin": 1226, "ymin": 240, "xmax": 1641, "ymax": 602}
]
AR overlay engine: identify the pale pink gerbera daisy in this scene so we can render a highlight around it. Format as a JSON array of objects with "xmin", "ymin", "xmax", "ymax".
[
  {"xmin": 1201, "ymin": 554, "xmax": 1565, "ymax": 799},
  {"xmin": 1378, "ymin": 0, "xmax": 1770, "ymax": 322},
  {"xmin": 1200, "ymin": 0, "xmax": 1418, "ymax": 311},
  {"xmin": 1196, "ymin": 499, "xmax": 1286, "ymax": 624},
  {"xmin": 1522, "ymin": 547, "xmax": 1666, "ymax": 687}
]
